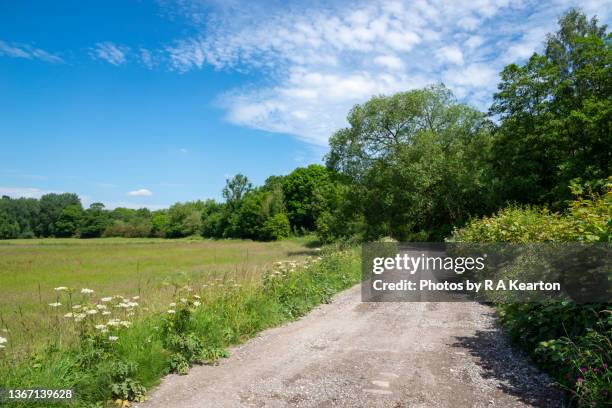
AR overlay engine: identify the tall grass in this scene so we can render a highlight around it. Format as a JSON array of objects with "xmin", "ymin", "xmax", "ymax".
[
  {"xmin": 0, "ymin": 237, "xmax": 317, "ymax": 354},
  {"xmin": 0, "ymin": 247, "xmax": 360, "ymax": 407}
]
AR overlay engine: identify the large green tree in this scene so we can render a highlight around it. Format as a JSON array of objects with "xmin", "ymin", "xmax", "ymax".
[
  {"xmin": 490, "ymin": 9, "xmax": 611, "ymax": 206},
  {"xmin": 326, "ymin": 84, "xmax": 494, "ymax": 240}
]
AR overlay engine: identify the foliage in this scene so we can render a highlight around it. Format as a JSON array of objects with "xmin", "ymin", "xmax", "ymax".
[
  {"xmin": 260, "ymin": 213, "xmax": 291, "ymax": 241},
  {"xmin": 325, "ymin": 84, "xmax": 495, "ymax": 241},
  {"xmin": 490, "ymin": 9, "xmax": 611, "ymax": 207},
  {"xmin": 452, "ymin": 182, "xmax": 611, "ymax": 407},
  {"xmin": 282, "ymin": 165, "xmax": 330, "ymax": 231},
  {"xmin": 0, "ymin": 248, "xmax": 360, "ymax": 407}
]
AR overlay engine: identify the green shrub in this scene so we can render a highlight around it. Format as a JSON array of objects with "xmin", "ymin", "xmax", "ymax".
[
  {"xmin": 259, "ymin": 213, "xmax": 291, "ymax": 241},
  {"xmin": 452, "ymin": 179, "xmax": 611, "ymax": 407}
]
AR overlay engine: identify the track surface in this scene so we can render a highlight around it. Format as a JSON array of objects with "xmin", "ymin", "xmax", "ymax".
[{"xmin": 137, "ymin": 285, "xmax": 562, "ymax": 408}]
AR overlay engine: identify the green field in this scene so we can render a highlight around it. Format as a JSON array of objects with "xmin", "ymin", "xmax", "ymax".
[{"xmin": 0, "ymin": 236, "xmax": 319, "ymax": 351}]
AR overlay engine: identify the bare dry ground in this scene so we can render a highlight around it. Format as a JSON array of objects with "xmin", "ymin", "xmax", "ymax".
[{"xmin": 138, "ymin": 285, "xmax": 563, "ymax": 408}]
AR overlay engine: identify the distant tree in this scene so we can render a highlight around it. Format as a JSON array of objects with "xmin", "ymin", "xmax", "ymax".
[
  {"xmin": 165, "ymin": 201, "xmax": 204, "ymax": 238},
  {"xmin": 223, "ymin": 174, "xmax": 252, "ymax": 210},
  {"xmin": 282, "ymin": 165, "xmax": 330, "ymax": 231},
  {"xmin": 38, "ymin": 193, "xmax": 81, "ymax": 237},
  {"xmin": 55, "ymin": 205, "xmax": 84, "ymax": 237},
  {"xmin": 80, "ymin": 203, "xmax": 109, "ymax": 238},
  {"xmin": 150, "ymin": 211, "xmax": 168, "ymax": 237},
  {"xmin": 200, "ymin": 200, "xmax": 226, "ymax": 238}
]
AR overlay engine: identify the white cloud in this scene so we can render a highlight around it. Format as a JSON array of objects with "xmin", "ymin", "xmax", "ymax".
[
  {"xmin": 162, "ymin": 0, "xmax": 610, "ymax": 145},
  {"xmin": 0, "ymin": 41, "xmax": 63, "ymax": 63},
  {"xmin": 436, "ymin": 45, "xmax": 464, "ymax": 65},
  {"xmin": 0, "ymin": 186, "xmax": 52, "ymax": 199},
  {"xmin": 127, "ymin": 188, "xmax": 153, "ymax": 197},
  {"xmin": 92, "ymin": 42, "xmax": 128, "ymax": 66},
  {"xmin": 373, "ymin": 54, "xmax": 405, "ymax": 70}
]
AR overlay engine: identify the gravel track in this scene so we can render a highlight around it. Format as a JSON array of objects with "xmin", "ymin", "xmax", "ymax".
[{"xmin": 137, "ymin": 285, "xmax": 563, "ymax": 408}]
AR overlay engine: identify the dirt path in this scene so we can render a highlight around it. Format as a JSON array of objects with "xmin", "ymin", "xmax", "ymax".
[{"xmin": 137, "ymin": 285, "xmax": 562, "ymax": 408}]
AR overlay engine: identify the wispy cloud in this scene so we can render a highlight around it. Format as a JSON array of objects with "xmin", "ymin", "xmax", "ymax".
[
  {"xmin": 127, "ymin": 188, "xmax": 153, "ymax": 197},
  {"xmin": 0, "ymin": 40, "xmax": 63, "ymax": 63},
  {"xmin": 140, "ymin": 47, "xmax": 155, "ymax": 69},
  {"xmin": 91, "ymin": 42, "xmax": 129, "ymax": 66},
  {"xmin": 162, "ymin": 0, "xmax": 611, "ymax": 145},
  {"xmin": 104, "ymin": 201, "xmax": 168, "ymax": 210},
  {"xmin": 0, "ymin": 186, "xmax": 53, "ymax": 199}
]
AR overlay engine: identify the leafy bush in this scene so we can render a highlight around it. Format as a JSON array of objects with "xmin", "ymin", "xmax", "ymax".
[
  {"xmin": 452, "ymin": 180, "xmax": 611, "ymax": 406},
  {"xmin": 260, "ymin": 213, "xmax": 290, "ymax": 241}
]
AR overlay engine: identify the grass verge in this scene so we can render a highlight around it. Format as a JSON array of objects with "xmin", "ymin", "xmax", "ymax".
[{"xmin": 0, "ymin": 246, "xmax": 360, "ymax": 407}]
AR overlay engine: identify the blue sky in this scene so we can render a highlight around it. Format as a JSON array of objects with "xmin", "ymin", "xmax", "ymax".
[{"xmin": 1, "ymin": 0, "xmax": 610, "ymax": 209}]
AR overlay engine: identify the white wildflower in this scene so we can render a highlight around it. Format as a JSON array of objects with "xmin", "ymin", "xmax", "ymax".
[
  {"xmin": 169, "ymin": 302, "xmax": 176, "ymax": 307},
  {"xmin": 94, "ymin": 324, "xmax": 106, "ymax": 330},
  {"xmin": 106, "ymin": 319, "xmax": 121, "ymax": 327},
  {"xmin": 81, "ymin": 288, "xmax": 94, "ymax": 294},
  {"xmin": 64, "ymin": 313, "xmax": 74, "ymax": 318},
  {"xmin": 86, "ymin": 309, "xmax": 98, "ymax": 315},
  {"xmin": 54, "ymin": 286, "xmax": 68, "ymax": 291},
  {"xmin": 132, "ymin": 296, "xmax": 140, "ymax": 300},
  {"xmin": 100, "ymin": 297, "xmax": 112, "ymax": 302},
  {"xmin": 180, "ymin": 298, "xmax": 187, "ymax": 304},
  {"xmin": 108, "ymin": 336, "xmax": 118, "ymax": 342},
  {"xmin": 167, "ymin": 310, "xmax": 176, "ymax": 314},
  {"xmin": 48, "ymin": 302, "xmax": 62, "ymax": 307},
  {"xmin": 72, "ymin": 305, "xmax": 81, "ymax": 310},
  {"xmin": 0, "ymin": 336, "xmax": 7, "ymax": 344},
  {"xmin": 120, "ymin": 321, "xmax": 131, "ymax": 328},
  {"xmin": 102, "ymin": 311, "xmax": 112, "ymax": 315},
  {"xmin": 193, "ymin": 301, "xmax": 201, "ymax": 307},
  {"xmin": 96, "ymin": 304, "xmax": 107, "ymax": 310}
]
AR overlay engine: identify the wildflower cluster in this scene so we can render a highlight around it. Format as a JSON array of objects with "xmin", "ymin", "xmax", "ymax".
[
  {"xmin": 50, "ymin": 286, "xmax": 141, "ymax": 344},
  {"xmin": 263, "ymin": 256, "xmax": 323, "ymax": 288}
]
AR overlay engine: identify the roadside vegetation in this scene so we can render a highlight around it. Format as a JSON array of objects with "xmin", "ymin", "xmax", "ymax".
[
  {"xmin": 0, "ymin": 8, "xmax": 609, "ymax": 407},
  {"xmin": 0, "ymin": 236, "xmax": 317, "ymax": 353},
  {"xmin": 453, "ymin": 183, "xmax": 611, "ymax": 406},
  {"xmin": 0, "ymin": 247, "xmax": 360, "ymax": 407}
]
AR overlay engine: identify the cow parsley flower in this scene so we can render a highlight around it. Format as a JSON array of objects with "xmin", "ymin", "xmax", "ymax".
[
  {"xmin": 81, "ymin": 288, "xmax": 94, "ymax": 294},
  {"xmin": 108, "ymin": 336, "xmax": 118, "ymax": 342},
  {"xmin": 54, "ymin": 286, "xmax": 68, "ymax": 291},
  {"xmin": 48, "ymin": 302, "xmax": 62, "ymax": 307},
  {"xmin": 100, "ymin": 297, "xmax": 112, "ymax": 302}
]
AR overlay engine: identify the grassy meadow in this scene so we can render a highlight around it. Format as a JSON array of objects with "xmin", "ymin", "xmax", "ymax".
[
  {"xmin": 0, "ymin": 236, "xmax": 319, "ymax": 353},
  {"xmin": 0, "ymin": 238, "xmax": 360, "ymax": 407}
]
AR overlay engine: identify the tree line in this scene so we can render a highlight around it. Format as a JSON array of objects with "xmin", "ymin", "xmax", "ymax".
[{"xmin": 1, "ymin": 9, "xmax": 609, "ymax": 242}]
